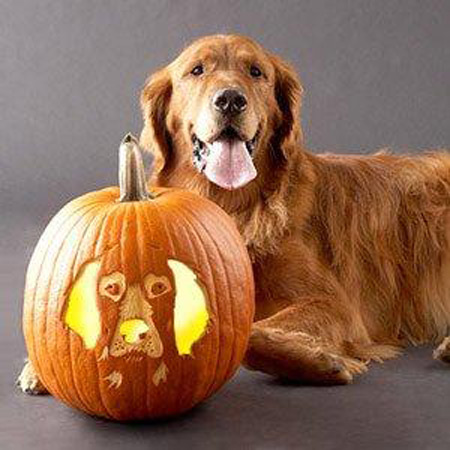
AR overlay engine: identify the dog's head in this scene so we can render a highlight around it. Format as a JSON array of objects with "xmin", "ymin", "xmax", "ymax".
[{"xmin": 140, "ymin": 34, "xmax": 303, "ymax": 194}]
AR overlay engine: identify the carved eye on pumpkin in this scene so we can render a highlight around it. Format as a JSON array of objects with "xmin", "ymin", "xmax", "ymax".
[
  {"xmin": 144, "ymin": 273, "xmax": 171, "ymax": 298},
  {"xmin": 99, "ymin": 272, "xmax": 126, "ymax": 302}
]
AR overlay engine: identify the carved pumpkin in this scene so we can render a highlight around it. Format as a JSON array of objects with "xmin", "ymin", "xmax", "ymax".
[{"xmin": 22, "ymin": 134, "xmax": 254, "ymax": 420}]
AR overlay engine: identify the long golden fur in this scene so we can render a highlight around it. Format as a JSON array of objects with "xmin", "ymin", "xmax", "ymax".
[{"xmin": 139, "ymin": 34, "xmax": 450, "ymax": 384}]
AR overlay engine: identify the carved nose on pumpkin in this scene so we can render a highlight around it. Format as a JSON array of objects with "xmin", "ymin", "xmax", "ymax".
[{"xmin": 119, "ymin": 319, "xmax": 150, "ymax": 344}]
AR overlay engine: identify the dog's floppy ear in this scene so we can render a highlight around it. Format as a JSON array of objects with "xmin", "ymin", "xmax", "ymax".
[
  {"xmin": 140, "ymin": 68, "xmax": 173, "ymax": 175},
  {"xmin": 63, "ymin": 259, "xmax": 102, "ymax": 349},
  {"xmin": 269, "ymin": 54, "xmax": 304, "ymax": 162}
]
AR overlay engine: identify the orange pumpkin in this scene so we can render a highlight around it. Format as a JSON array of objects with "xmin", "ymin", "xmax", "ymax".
[{"xmin": 22, "ymin": 134, "xmax": 254, "ymax": 420}]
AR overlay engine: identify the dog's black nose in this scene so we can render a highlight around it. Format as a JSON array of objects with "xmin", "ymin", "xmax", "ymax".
[{"xmin": 212, "ymin": 89, "xmax": 247, "ymax": 115}]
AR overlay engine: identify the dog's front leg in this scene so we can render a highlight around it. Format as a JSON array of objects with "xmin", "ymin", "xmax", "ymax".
[
  {"xmin": 243, "ymin": 301, "xmax": 369, "ymax": 385},
  {"xmin": 17, "ymin": 359, "xmax": 48, "ymax": 395},
  {"xmin": 434, "ymin": 337, "xmax": 450, "ymax": 363}
]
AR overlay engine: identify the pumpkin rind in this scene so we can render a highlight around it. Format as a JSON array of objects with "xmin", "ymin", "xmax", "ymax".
[{"xmin": 23, "ymin": 186, "xmax": 254, "ymax": 420}]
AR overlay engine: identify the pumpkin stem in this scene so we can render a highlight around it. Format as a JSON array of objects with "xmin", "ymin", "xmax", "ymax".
[{"xmin": 119, "ymin": 133, "xmax": 154, "ymax": 202}]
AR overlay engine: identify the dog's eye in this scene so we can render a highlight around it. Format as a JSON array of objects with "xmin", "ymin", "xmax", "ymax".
[
  {"xmin": 144, "ymin": 273, "xmax": 172, "ymax": 298},
  {"xmin": 250, "ymin": 65, "xmax": 263, "ymax": 78},
  {"xmin": 99, "ymin": 272, "xmax": 126, "ymax": 302},
  {"xmin": 151, "ymin": 281, "xmax": 167, "ymax": 296},
  {"xmin": 191, "ymin": 64, "xmax": 204, "ymax": 76}
]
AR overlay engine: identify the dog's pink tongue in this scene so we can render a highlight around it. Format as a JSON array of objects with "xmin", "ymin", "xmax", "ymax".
[{"xmin": 204, "ymin": 139, "xmax": 257, "ymax": 190}]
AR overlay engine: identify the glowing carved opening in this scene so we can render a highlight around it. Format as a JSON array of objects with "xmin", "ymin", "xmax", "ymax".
[
  {"xmin": 168, "ymin": 259, "xmax": 209, "ymax": 356},
  {"xmin": 120, "ymin": 319, "xmax": 150, "ymax": 344},
  {"xmin": 64, "ymin": 260, "xmax": 102, "ymax": 349}
]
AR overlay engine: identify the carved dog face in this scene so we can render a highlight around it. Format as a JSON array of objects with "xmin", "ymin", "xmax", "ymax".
[
  {"xmin": 99, "ymin": 271, "xmax": 170, "ymax": 359},
  {"xmin": 64, "ymin": 257, "xmax": 209, "ymax": 361}
]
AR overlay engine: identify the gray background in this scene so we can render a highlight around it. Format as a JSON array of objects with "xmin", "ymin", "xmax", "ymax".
[{"xmin": 1, "ymin": 1, "xmax": 449, "ymax": 449}]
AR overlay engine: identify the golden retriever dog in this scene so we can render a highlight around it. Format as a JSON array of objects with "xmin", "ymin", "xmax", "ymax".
[
  {"xmin": 18, "ymin": 34, "xmax": 450, "ymax": 393},
  {"xmin": 139, "ymin": 34, "xmax": 450, "ymax": 385}
]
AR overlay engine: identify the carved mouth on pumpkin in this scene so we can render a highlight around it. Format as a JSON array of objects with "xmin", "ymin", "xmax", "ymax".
[
  {"xmin": 192, "ymin": 126, "xmax": 259, "ymax": 190},
  {"xmin": 124, "ymin": 353, "xmax": 144, "ymax": 363}
]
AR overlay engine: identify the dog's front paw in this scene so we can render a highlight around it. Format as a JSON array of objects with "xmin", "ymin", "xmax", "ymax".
[
  {"xmin": 433, "ymin": 337, "xmax": 450, "ymax": 364},
  {"xmin": 16, "ymin": 360, "xmax": 48, "ymax": 395}
]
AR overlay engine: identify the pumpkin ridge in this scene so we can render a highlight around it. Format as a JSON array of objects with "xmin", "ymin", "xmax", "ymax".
[
  {"xmin": 197, "ymin": 198, "xmax": 254, "ymax": 375},
  {"xmin": 199, "ymin": 204, "xmax": 255, "ymax": 378},
  {"xmin": 133, "ymin": 201, "xmax": 171, "ymax": 417},
  {"xmin": 173, "ymin": 203, "xmax": 234, "ymax": 398},
  {"xmin": 93, "ymin": 202, "xmax": 121, "ymax": 256},
  {"xmin": 161, "ymin": 206, "xmax": 211, "ymax": 410},
  {"xmin": 133, "ymin": 201, "xmax": 153, "ymax": 418},
  {"xmin": 101, "ymin": 204, "xmax": 134, "ymax": 419},
  {"xmin": 134, "ymin": 202, "xmax": 152, "ymax": 415},
  {"xmin": 28, "ymin": 200, "xmax": 105, "ymax": 403},
  {"xmin": 92, "ymin": 204, "xmax": 128, "ymax": 420},
  {"xmin": 116, "ymin": 204, "xmax": 134, "ymax": 418},
  {"xmin": 140, "ymin": 197, "xmax": 182, "ymax": 414},
  {"xmin": 66, "ymin": 204, "xmax": 113, "ymax": 417},
  {"xmin": 46, "ymin": 203, "xmax": 106, "ymax": 412},
  {"xmin": 147, "ymin": 202, "xmax": 190, "ymax": 413},
  {"xmin": 170, "ymin": 201, "xmax": 227, "ymax": 399},
  {"xmin": 124, "ymin": 203, "xmax": 145, "ymax": 418},
  {"xmin": 162, "ymin": 203, "xmax": 219, "ymax": 404},
  {"xmin": 136, "ymin": 201, "xmax": 172, "ymax": 417}
]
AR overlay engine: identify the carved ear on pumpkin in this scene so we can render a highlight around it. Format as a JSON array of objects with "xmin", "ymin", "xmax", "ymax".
[
  {"xmin": 168, "ymin": 259, "xmax": 209, "ymax": 356},
  {"xmin": 140, "ymin": 68, "xmax": 173, "ymax": 176},
  {"xmin": 64, "ymin": 259, "xmax": 102, "ymax": 349},
  {"xmin": 269, "ymin": 53, "xmax": 304, "ymax": 163}
]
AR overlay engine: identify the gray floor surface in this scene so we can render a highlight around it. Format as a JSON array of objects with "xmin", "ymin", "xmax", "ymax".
[{"xmin": 1, "ymin": 218, "xmax": 450, "ymax": 450}]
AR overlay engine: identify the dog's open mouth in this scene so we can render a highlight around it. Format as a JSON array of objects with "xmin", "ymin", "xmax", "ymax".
[{"xmin": 192, "ymin": 126, "xmax": 258, "ymax": 190}]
